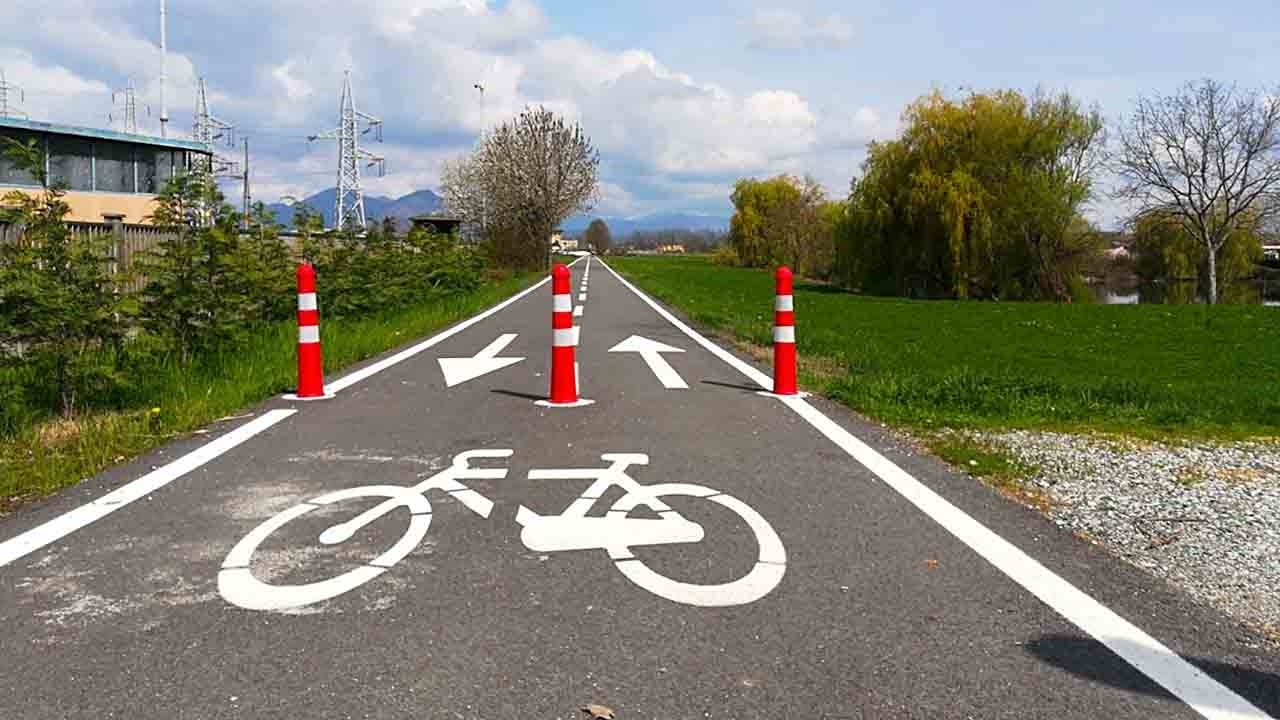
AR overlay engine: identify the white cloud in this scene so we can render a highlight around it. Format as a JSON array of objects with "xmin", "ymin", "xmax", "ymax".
[
  {"xmin": 0, "ymin": 0, "xmax": 887, "ymax": 211},
  {"xmin": 0, "ymin": 48, "xmax": 112, "ymax": 123},
  {"xmin": 744, "ymin": 9, "xmax": 855, "ymax": 50},
  {"xmin": 595, "ymin": 181, "xmax": 641, "ymax": 216}
]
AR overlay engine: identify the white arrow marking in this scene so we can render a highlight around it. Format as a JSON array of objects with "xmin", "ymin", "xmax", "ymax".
[
  {"xmin": 438, "ymin": 334, "xmax": 524, "ymax": 387},
  {"xmin": 608, "ymin": 335, "xmax": 688, "ymax": 389}
]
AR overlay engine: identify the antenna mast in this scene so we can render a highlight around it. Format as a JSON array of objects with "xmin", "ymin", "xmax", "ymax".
[{"xmin": 159, "ymin": 0, "xmax": 169, "ymax": 137}]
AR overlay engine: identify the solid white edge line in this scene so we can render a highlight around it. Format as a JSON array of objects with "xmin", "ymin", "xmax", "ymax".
[
  {"xmin": 327, "ymin": 256, "xmax": 584, "ymax": 394},
  {"xmin": 596, "ymin": 258, "xmax": 1268, "ymax": 720},
  {"xmin": 0, "ymin": 409, "xmax": 298, "ymax": 567}
]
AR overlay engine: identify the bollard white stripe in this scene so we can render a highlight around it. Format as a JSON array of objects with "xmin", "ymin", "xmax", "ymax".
[
  {"xmin": 553, "ymin": 295, "xmax": 572, "ymax": 312},
  {"xmin": 297, "ymin": 292, "xmax": 318, "ymax": 311},
  {"xmin": 0, "ymin": 409, "xmax": 297, "ymax": 567},
  {"xmin": 775, "ymin": 295, "xmax": 793, "ymax": 311},
  {"xmin": 597, "ymin": 258, "xmax": 1270, "ymax": 720},
  {"xmin": 299, "ymin": 326, "xmax": 320, "ymax": 344},
  {"xmin": 773, "ymin": 326, "xmax": 795, "ymax": 343},
  {"xmin": 553, "ymin": 327, "xmax": 579, "ymax": 347}
]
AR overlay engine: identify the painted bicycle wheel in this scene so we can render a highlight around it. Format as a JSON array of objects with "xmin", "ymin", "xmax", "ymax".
[
  {"xmin": 605, "ymin": 483, "xmax": 786, "ymax": 607},
  {"xmin": 218, "ymin": 486, "xmax": 432, "ymax": 611}
]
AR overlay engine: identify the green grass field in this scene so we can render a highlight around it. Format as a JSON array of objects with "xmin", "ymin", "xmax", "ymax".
[
  {"xmin": 611, "ymin": 255, "xmax": 1280, "ymax": 440},
  {"xmin": 0, "ymin": 273, "xmax": 537, "ymax": 504}
]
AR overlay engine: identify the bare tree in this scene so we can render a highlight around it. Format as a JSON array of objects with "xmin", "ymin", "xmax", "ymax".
[
  {"xmin": 440, "ymin": 155, "xmax": 487, "ymax": 241},
  {"xmin": 443, "ymin": 106, "xmax": 599, "ymax": 269},
  {"xmin": 1115, "ymin": 79, "xmax": 1280, "ymax": 303}
]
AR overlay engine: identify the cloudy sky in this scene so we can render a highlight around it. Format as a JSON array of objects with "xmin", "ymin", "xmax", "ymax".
[{"xmin": 1, "ymin": 0, "xmax": 1276, "ymax": 226}]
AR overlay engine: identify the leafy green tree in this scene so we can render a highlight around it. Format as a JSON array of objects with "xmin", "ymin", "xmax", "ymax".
[
  {"xmin": 230, "ymin": 202, "xmax": 295, "ymax": 324},
  {"xmin": 0, "ymin": 139, "xmax": 128, "ymax": 417},
  {"xmin": 841, "ymin": 89, "xmax": 1105, "ymax": 300},
  {"xmin": 584, "ymin": 219, "xmax": 612, "ymax": 254},
  {"xmin": 729, "ymin": 175, "xmax": 836, "ymax": 277},
  {"xmin": 138, "ymin": 175, "xmax": 251, "ymax": 361}
]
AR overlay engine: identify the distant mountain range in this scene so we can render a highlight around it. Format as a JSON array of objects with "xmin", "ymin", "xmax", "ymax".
[
  {"xmin": 265, "ymin": 189, "xmax": 730, "ymax": 236},
  {"xmin": 265, "ymin": 189, "xmax": 445, "ymax": 228},
  {"xmin": 561, "ymin": 212, "xmax": 729, "ymax": 236}
]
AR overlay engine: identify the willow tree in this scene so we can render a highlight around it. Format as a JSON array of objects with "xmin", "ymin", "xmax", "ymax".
[{"xmin": 841, "ymin": 89, "xmax": 1105, "ymax": 300}]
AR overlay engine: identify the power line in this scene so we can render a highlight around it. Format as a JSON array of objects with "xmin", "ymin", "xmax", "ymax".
[{"xmin": 309, "ymin": 71, "xmax": 384, "ymax": 230}]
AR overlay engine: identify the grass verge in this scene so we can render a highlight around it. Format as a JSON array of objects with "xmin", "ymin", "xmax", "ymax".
[
  {"xmin": 0, "ymin": 273, "xmax": 537, "ymax": 506},
  {"xmin": 609, "ymin": 255, "xmax": 1280, "ymax": 441}
]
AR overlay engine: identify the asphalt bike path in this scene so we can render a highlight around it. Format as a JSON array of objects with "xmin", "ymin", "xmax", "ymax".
[{"xmin": 0, "ymin": 257, "xmax": 1275, "ymax": 719}]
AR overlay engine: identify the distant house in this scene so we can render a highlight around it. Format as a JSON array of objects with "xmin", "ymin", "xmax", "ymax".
[
  {"xmin": 658, "ymin": 244, "xmax": 686, "ymax": 254},
  {"xmin": 1096, "ymin": 231, "xmax": 1135, "ymax": 262},
  {"xmin": 0, "ymin": 116, "xmax": 211, "ymax": 225},
  {"xmin": 550, "ymin": 228, "xmax": 578, "ymax": 252},
  {"xmin": 409, "ymin": 213, "xmax": 463, "ymax": 237}
]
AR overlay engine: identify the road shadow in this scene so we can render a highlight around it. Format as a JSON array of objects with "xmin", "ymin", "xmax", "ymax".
[
  {"xmin": 701, "ymin": 379, "xmax": 765, "ymax": 394},
  {"xmin": 490, "ymin": 389, "xmax": 547, "ymax": 402},
  {"xmin": 1024, "ymin": 633, "xmax": 1279, "ymax": 716}
]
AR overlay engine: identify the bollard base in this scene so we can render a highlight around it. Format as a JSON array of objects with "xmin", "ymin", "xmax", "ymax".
[
  {"xmin": 283, "ymin": 391, "xmax": 337, "ymax": 402},
  {"xmin": 756, "ymin": 390, "xmax": 810, "ymax": 400},
  {"xmin": 534, "ymin": 398, "xmax": 596, "ymax": 408}
]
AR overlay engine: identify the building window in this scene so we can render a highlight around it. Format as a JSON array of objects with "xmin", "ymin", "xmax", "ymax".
[
  {"xmin": 48, "ymin": 135, "xmax": 94, "ymax": 191},
  {"xmin": 94, "ymin": 140, "xmax": 135, "ymax": 193},
  {"xmin": 0, "ymin": 129, "xmax": 41, "ymax": 187},
  {"xmin": 138, "ymin": 149, "xmax": 160, "ymax": 193}
]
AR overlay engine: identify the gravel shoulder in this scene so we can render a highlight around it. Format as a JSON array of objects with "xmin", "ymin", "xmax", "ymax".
[{"xmin": 958, "ymin": 429, "xmax": 1280, "ymax": 646}]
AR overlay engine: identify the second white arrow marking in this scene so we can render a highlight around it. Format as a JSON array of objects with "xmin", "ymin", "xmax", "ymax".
[
  {"xmin": 438, "ymin": 334, "xmax": 525, "ymax": 387},
  {"xmin": 608, "ymin": 335, "xmax": 688, "ymax": 389}
]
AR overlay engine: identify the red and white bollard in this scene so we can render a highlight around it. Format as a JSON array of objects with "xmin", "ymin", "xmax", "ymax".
[
  {"xmin": 772, "ymin": 266, "xmax": 798, "ymax": 396},
  {"xmin": 547, "ymin": 264, "xmax": 579, "ymax": 404},
  {"xmin": 288, "ymin": 262, "xmax": 330, "ymax": 400},
  {"xmin": 539, "ymin": 263, "xmax": 592, "ymax": 407}
]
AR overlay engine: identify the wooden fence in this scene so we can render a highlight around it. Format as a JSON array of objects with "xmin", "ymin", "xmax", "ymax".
[{"xmin": 0, "ymin": 220, "xmax": 177, "ymax": 293}]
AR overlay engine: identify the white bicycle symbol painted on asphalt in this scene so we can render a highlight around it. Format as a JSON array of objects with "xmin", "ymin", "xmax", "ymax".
[{"xmin": 218, "ymin": 450, "xmax": 786, "ymax": 611}]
